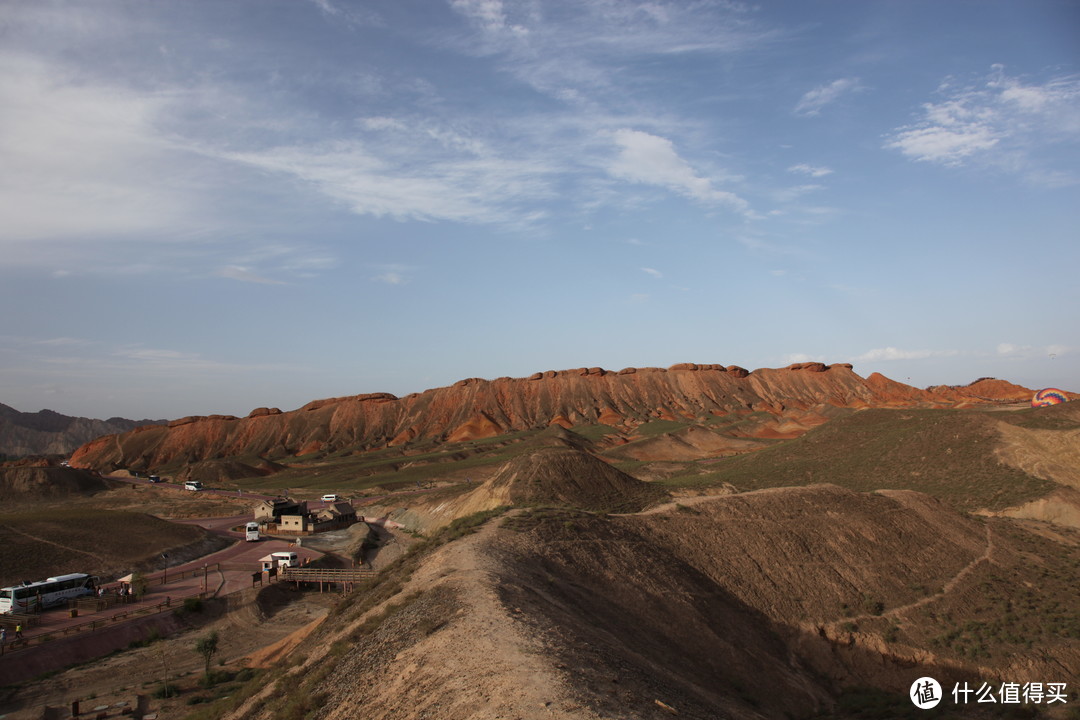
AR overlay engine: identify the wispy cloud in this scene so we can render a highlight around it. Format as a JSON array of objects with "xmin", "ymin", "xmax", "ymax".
[
  {"xmin": 788, "ymin": 163, "xmax": 833, "ymax": 177},
  {"xmin": 375, "ymin": 272, "xmax": 405, "ymax": 285},
  {"xmin": 885, "ymin": 65, "xmax": 1080, "ymax": 179},
  {"xmin": 772, "ymin": 184, "xmax": 824, "ymax": 203},
  {"xmin": 0, "ymin": 53, "xmax": 196, "ymax": 247},
  {"xmin": 371, "ymin": 263, "xmax": 415, "ymax": 285},
  {"xmin": 607, "ymin": 129, "xmax": 749, "ymax": 213},
  {"xmin": 997, "ymin": 342, "xmax": 1069, "ymax": 359},
  {"xmin": 2, "ymin": 334, "xmax": 292, "ymax": 379},
  {"xmin": 794, "ymin": 78, "xmax": 860, "ymax": 117},
  {"xmin": 216, "ymin": 266, "xmax": 288, "ymax": 285},
  {"xmin": 307, "ymin": 0, "xmax": 382, "ymax": 28},
  {"xmin": 447, "ymin": 0, "xmax": 771, "ymax": 101},
  {"xmin": 222, "ymin": 138, "xmax": 555, "ymax": 226},
  {"xmin": 853, "ymin": 347, "xmax": 960, "ymax": 362},
  {"xmin": 641, "ymin": 267, "xmax": 663, "ymax": 278}
]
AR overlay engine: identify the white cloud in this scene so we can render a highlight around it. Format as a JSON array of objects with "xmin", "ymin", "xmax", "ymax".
[
  {"xmin": 307, "ymin": 0, "xmax": 382, "ymax": 28},
  {"xmin": 217, "ymin": 266, "xmax": 288, "ymax": 285},
  {"xmin": 450, "ymin": 0, "xmax": 528, "ymax": 39},
  {"xmin": 788, "ymin": 163, "xmax": 833, "ymax": 177},
  {"xmin": 885, "ymin": 66, "xmax": 1080, "ymax": 174},
  {"xmin": 33, "ymin": 337, "xmax": 90, "ymax": 347},
  {"xmin": 361, "ymin": 116, "xmax": 407, "ymax": 132},
  {"xmin": 794, "ymin": 78, "xmax": 860, "ymax": 117},
  {"xmin": 735, "ymin": 234, "xmax": 799, "ymax": 256},
  {"xmin": 222, "ymin": 138, "xmax": 556, "ymax": 226},
  {"xmin": 853, "ymin": 347, "xmax": 959, "ymax": 362},
  {"xmin": 309, "ymin": 0, "xmax": 339, "ymax": 16},
  {"xmin": 0, "ymin": 54, "xmax": 194, "ymax": 246},
  {"xmin": 641, "ymin": 267, "xmax": 663, "ymax": 278},
  {"xmin": 885, "ymin": 99, "xmax": 1000, "ymax": 166},
  {"xmin": 997, "ymin": 343, "xmax": 1070, "ymax": 359},
  {"xmin": 446, "ymin": 0, "xmax": 771, "ymax": 103},
  {"xmin": 607, "ymin": 129, "xmax": 749, "ymax": 213},
  {"xmin": 772, "ymin": 184, "xmax": 823, "ymax": 203},
  {"xmin": 371, "ymin": 263, "xmax": 414, "ymax": 285},
  {"xmin": 375, "ymin": 272, "xmax": 405, "ymax": 285}
]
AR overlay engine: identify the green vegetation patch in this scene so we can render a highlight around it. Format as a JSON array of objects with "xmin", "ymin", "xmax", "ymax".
[
  {"xmin": 254, "ymin": 432, "xmax": 542, "ymax": 493},
  {"xmin": 917, "ymin": 521, "xmax": 1080, "ymax": 663},
  {"xmin": 630, "ymin": 419, "xmax": 691, "ymax": 438},
  {"xmin": 660, "ymin": 409, "xmax": 1056, "ymax": 511},
  {"xmin": 564, "ymin": 424, "xmax": 620, "ymax": 441}
]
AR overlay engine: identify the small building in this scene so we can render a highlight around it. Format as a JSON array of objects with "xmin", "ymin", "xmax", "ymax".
[
  {"xmin": 315, "ymin": 501, "xmax": 357, "ymax": 525},
  {"xmin": 254, "ymin": 498, "xmax": 308, "ymax": 523},
  {"xmin": 257, "ymin": 499, "xmax": 360, "ymax": 536},
  {"xmin": 279, "ymin": 513, "xmax": 310, "ymax": 533}
]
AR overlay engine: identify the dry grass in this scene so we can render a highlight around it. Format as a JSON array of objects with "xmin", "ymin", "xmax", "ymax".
[
  {"xmin": 0, "ymin": 507, "xmax": 208, "ymax": 586},
  {"xmin": 663, "ymin": 409, "xmax": 1058, "ymax": 511}
]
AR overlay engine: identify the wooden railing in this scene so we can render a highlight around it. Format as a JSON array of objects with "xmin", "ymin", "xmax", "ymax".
[
  {"xmin": 0, "ymin": 592, "xmax": 209, "ymax": 656},
  {"xmin": 281, "ymin": 568, "xmax": 376, "ymax": 582}
]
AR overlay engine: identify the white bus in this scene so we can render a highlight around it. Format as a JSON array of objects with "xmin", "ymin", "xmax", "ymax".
[
  {"xmin": 0, "ymin": 573, "xmax": 99, "ymax": 614},
  {"xmin": 245, "ymin": 522, "xmax": 260, "ymax": 542}
]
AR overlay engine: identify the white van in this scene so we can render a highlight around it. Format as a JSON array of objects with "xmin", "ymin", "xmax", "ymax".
[
  {"xmin": 245, "ymin": 522, "xmax": 260, "ymax": 542},
  {"xmin": 271, "ymin": 551, "xmax": 299, "ymax": 568},
  {"xmin": 184, "ymin": 481, "xmax": 204, "ymax": 491}
]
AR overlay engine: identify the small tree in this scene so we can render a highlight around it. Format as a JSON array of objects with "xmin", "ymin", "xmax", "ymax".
[
  {"xmin": 130, "ymin": 571, "xmax": 148, "ymax": 600},
  {"xmin": 195, "ymin": 631, "xmax": 219, "ymax": 681}
]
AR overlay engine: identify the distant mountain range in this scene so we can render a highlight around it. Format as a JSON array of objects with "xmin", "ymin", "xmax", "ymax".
[
  {"xmin": 0, "ymin": 403, "xmax": 165, "ymax": 458},
  {"xmin": 68, "ymin": 362, "xmax": 1054, "ymax": 473}
]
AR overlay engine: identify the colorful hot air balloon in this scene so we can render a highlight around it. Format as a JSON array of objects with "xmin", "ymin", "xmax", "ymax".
[{"xmin": 1031, "ymin": 388, "xmax": 1069, "ymax": 407}]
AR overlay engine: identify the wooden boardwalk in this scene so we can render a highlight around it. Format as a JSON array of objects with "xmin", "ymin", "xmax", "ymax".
[
  {"xmin": 280, "ymin": 567, "xmax": 376, "ymax": 582},
  {"xmin": 280, "ymin": 567, "xmax": 375, "ymax": 592}
]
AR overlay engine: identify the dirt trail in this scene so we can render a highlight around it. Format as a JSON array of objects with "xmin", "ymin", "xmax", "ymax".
[
  {"xmin": 313, "ymin": 521, "xmax": 593, "ymax": 720},
  {"xmin": 1, "ymin": 523, "xmax": 109, "ymax": 564},
  {"xmin": 824, "ymin": 524, "xmax": 996, "ymax": 631},
  {"xmin": 244, "ymin": 616, "xmax": 325, "ymax": 668}
]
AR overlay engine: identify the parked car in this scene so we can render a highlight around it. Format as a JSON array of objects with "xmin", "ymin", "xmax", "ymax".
[
  {"xmin": 321, "ymin": 494, "xmax": 339, "ymax": 503},
  {"xmin": 148, "ymin": 475, "xmax": 162, "ymax": 483},
  {"xmin": 271, "ymin": 551, "xmax": 299, "ymax": 568}
]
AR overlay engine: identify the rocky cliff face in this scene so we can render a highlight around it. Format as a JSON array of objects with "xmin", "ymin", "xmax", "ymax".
[
  {"xmin": 0, "ymin": 403, "xmax": 165, "ymax": 458},
  {"xmin": 67, "ymin": 363, "xmax": 1034, "ymax": 473}
]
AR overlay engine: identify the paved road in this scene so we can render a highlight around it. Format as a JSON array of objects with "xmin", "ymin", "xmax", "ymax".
[
  {"xmin": 2, "ymin": 537, "xmax": 323, "ymax": 646},
  {"xmin": 107, "ymin": 473, "xmax": 452, "ymax": 507},
  {"xmin": 3, "ymin": 472, "xmax": 451, "ymax": 651},
  {"xmin": 107, "ymin": 475, "xmax": 276, "ymax": 502}
]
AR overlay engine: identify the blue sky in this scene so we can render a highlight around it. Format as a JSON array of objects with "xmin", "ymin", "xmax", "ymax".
[{"xmin": 1, "ymin": 0, "xmax": 1077, "ymax": 419}]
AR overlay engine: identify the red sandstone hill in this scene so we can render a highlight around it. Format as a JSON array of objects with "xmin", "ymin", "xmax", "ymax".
[{"xmin": 69, "ymin": 363, "xmax": 1040, "ymax": 473}]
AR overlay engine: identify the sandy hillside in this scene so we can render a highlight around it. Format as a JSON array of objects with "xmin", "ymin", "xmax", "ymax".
[{"xmin": 216, "ymin": 483, "xmax": 1080, "ymax": 720}]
